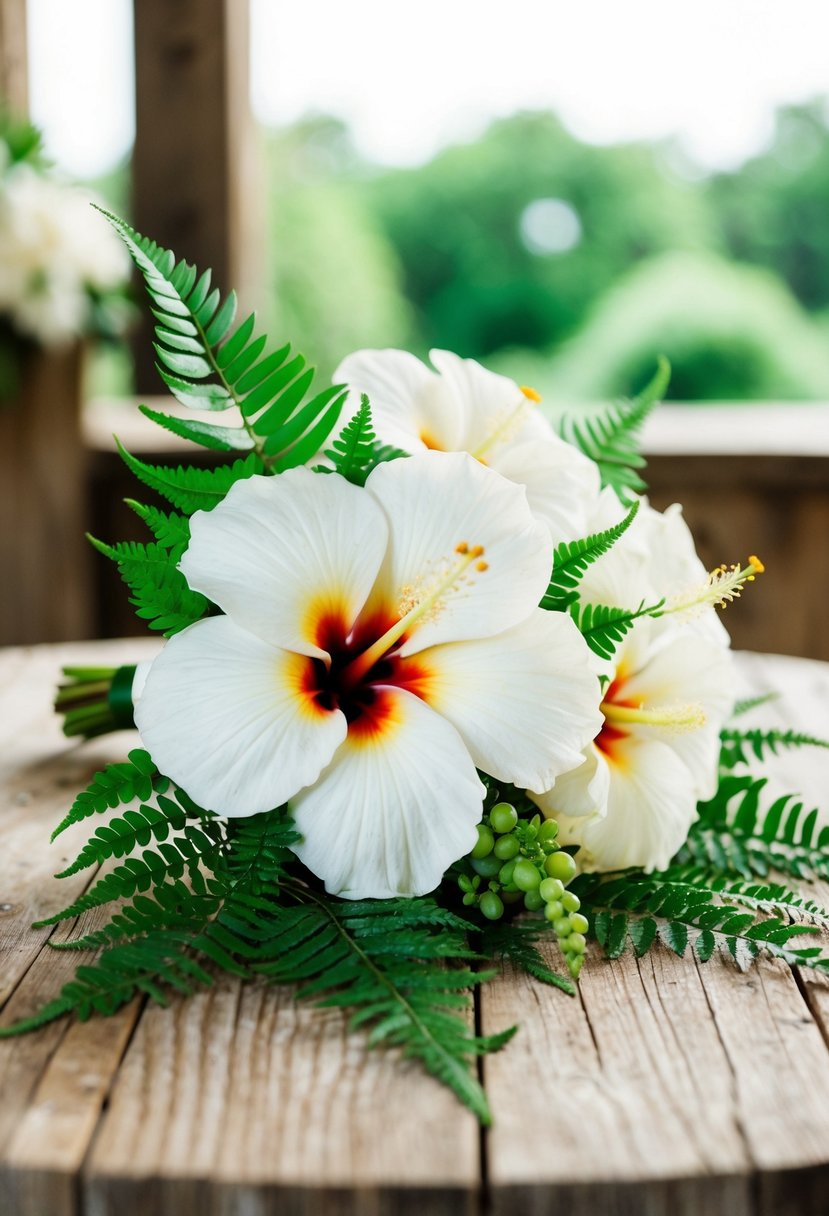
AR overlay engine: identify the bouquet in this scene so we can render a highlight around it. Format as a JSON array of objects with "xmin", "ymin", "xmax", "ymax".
[
  {"xmin": 0, "ymin": 117, "xmax": 130, "ymax": 398},
  {"xmin": 5, "ymin": 210, "xmax": 828, "ymax": 1128}
]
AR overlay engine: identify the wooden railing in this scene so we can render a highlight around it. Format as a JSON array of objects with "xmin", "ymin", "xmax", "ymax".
[{"xmin": 69, "ymin": 397, "xmax": 829, "ymax": 661}]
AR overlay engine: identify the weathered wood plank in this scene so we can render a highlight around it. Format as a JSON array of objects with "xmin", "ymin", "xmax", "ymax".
[
  {"xmin": 84, "ymin": 979, "xmax": 479, "ymax": 1216},
  {"xmin": 481, "ymin": 650, "xmax": 829, "ymax": 1216},
  {"xmin": 0, "ymin": 641, "xmax": 159, "ymax": 1216},
  {"xmin": 0, "ymin": 641, "xmax": 480, "ymax": 1216}
]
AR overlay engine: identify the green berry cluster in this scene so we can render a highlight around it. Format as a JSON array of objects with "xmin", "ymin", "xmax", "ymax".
[{"xmin": 456, "ymin": 801, "xmax": 588, "ymax": 979}]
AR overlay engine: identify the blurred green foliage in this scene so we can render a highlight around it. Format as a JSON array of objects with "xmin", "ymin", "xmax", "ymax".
[
  {"xmin": 261, "ymin": 103, "xmax": 829, "ymax": 401},
  {"xmin": 264, "ymin": 118, "xmax": 413, "ymax": 383},
  {"xmin": 362, "ymin": 112, "xmax": 716, "ymax": 360},
  {"xmin": 536, "ymin": 252, "xmax": 829, "ymax": 402},
  {"xmin": 83, "ymin": 100, "xmax": 829, "ymax": 402}
]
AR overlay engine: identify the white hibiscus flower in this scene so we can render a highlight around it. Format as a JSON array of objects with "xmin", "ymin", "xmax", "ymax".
[
  {"xmin": 332, "ymin": 348, "xmax": 601, "ymax": 541},
  {"xmin": 136, "ymin": 452, "xmax": 602, "ymax": 899},
  {"xmin": 530, "ymin": 492, "xmax": 741, "ymax": 872}
]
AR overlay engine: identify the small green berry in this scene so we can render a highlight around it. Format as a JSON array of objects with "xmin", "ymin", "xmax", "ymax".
[
  {"xmin": 567, "ymin": 953, "xmax": 584, "ymax": 979},
  {"xmin": 471, "ymin": 855, "xmax": 502, "ymax": 878},
  {"xmin": 471, "ymin": 824, "xmax": 495, "ymax": 859},
  {"xmin": 545, "ymin": 851, "xmax": 578, "ymax": 882},
  {"xmin": 539, "ymin": 877, "xmax": 564, "ymax": 903},
  {"xmin": 569, "ymin": 912, "xmax": 589, "ymax": 935},
  {"xmin": 479, "ymin": 891, "xmax": 504, "ymax": 921},
  {"xmin": 490, "ymin": 802, "xmax": 518, "ymax": 834},
  {"xmin": 523, "ymin": 888, "xmax": 544, "ymax": 912},
  {"xmin": 498, "ymin": 859, "xmax": 517, "ymax": 885},
  {"xmin": 553, "ymin": 916, "xmax": 572, "ymax": 938},
  {"xmin": 538, "ymin": 818, "xmax": 559, "ymax": 843},
  {"xmin": 462, "ymin": 892, "xmax": 476, "ymax": 906},
  {"xmin": 494, "ymin": 834, "xmax": 520, "ymax": 860},
  {"xmin": 561, "ymin": 891, "xmax": 581, "ymax": 913},
  {"xmin": 567, "ymin": 932, "xmax": 587, "ymax": 953},
  {"xmin": 513, "ymin": 858, "xmax": 541, "ymax": 891},
  {"xmin": 544, "ymin": 899, "xmax": 564, "ymax": 921}
]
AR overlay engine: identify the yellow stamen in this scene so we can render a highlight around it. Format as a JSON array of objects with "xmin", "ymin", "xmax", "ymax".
[
  {"xmin": 476, "ymin": 560, "xmax": 489, "ymax": 572},
  {"xmin": 601, "ymin": 701, "xmax": 706, "ymax": 732},
  {"xmin": 470, "ymin": 391, "xmax": 536, "ymax": 462},
  {"xmin": 660, "ymin": 557, "xmax": 764, "ymax": 619},
  {"xmin": 520, "ymin": 385, "xmax": 542, "ymax": 403},
  {"xmin": 341, "ymin": 545, "xmax": 488, "ymax": 689}
]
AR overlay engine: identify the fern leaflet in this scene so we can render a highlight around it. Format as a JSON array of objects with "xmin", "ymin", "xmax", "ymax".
[
  {"xmin": 541, "ymin": 500, "xmax": 640, "ymax": 611},
  {"xmin": 100, "ymin": 210, "xmax": 347, "ymax": 470},
  {"xmin": 557, "ymin": 357, "xmax": 670, "ymax": 500}
]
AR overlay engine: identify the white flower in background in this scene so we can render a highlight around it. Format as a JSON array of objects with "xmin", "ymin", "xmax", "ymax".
[
  {"xmin": 136, "ymin": 453, "xmax": 603, "ymax": 899},
  {"xmin": 333, "ymin": 348, "xmax": 601, "ymax": 540},
  {"xmin": 0, "ymin": 164, "xmax": 129, "ymax": 345},
  {"xmin": 531, "ymin": 491, "xmax": 738, "ymax": 872}
]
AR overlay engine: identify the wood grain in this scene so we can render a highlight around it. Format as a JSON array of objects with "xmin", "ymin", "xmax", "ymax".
[
  {"xmin": 1, "ymin": 642, "xmax": 829, "ymax": 1214},
  {"xmin": 0, "ymin": 346, "xmax": 93, "ymax": 646},
  {"xmin": 131, "ymin": 0, "xmax": 263, "ymax": 393},
  {"xmin": 481, "ymin": 651, "xmax": 829, "ymax": 1216},
  {"xmin": 0, "ymin": 641, "xmax": 479, "ymax": 1216}
]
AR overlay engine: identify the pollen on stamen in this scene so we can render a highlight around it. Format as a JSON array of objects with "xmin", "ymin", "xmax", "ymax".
[
  {"xmin": 520, "ymin": 385, "xmax": 542, "ymax": 403},
  {"xmin": 476, "ymin": 560, "xmax": 489, "ymax": 572},
  {"xmin": 470, "ymin": 544, "xmax": 485, "ymax": 558},
  {"xmin": 455, "ymin": 542, "xmax": 469, "ymax": 554}
]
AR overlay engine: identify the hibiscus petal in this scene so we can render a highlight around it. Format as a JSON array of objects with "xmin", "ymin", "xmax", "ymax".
[
  {"xmin": 561, "ymin": 737, "xmax": 697, "ymax": 872},
  {"xmin": 620, "ymin": 625, "xmax": 735, "ymax": 800},
  {"xmin": 180, "ymin": 468, "xmax": 388, "ymax": 658},
  {"xmin": 428, "ymin": 349, "xmax": 551, "ymax": 455},
  {"xmin": 334, "ymin": 348, "xmax": 463, "ymax": 452},
  {"xmin": 135, "ymin": 616, "xmax": 347, "ymax": 816},
  {"xmin": 531, "ymin": 745, "xmax": 611, "ymax": 820},
  {"xmin": 364, "ymin": 450, "xmax": 553, "ymax": 654},
  {"xmin": 290, "ymin": 688, "xmax": 484, "ymax": 898},
  {"xmin": 422, "ymin": 610, "xmax": 603, "ymax": 792},
  {"xmin": 492, "ymin": 437, "xmax": 601, "ymax": 542}
]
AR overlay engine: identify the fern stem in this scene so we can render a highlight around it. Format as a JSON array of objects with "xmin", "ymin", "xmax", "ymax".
[{"xmin": 280, "ymin": 880, "xmax": 494, "ymax": 1125}]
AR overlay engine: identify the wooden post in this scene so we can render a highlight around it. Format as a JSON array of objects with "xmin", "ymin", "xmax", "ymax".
[
  {"xmin": 0, "ymin": 345, "xmax": 93, "ymax": 644},
  {"xmin": 132, "ymin": 0, "xmax": 262, "ymax": 392},
  {"xmin": 0, "ymin": 0, "xmax": 93, "ymax": 644},
  {"xmin": 0, "ymin": 0, "xmax": 28, "ymax": 113}
]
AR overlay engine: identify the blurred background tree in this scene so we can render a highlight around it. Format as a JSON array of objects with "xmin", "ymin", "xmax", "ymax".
[{"xmin": 79, "ymin": 99, "xmax": 829, "ymax": 401}]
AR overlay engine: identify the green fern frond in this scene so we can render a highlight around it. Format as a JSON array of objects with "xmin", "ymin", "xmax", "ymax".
[
  {"xmin": 88, "ymin": 535, "xmax": 207, "ymax": 636},
  {"xmin": 50, "ymin": 749, "xmax": 162, "ymax": 842},
  {"xmin": 541, "ymin": 500, "xmax": 640, "ymax": 612},
  {"xmin": 0, "ymin": 929, "xmax": 217, "ymax": 1035},
  {"xmin": 36, "ymin": 819, "xmax": 225, "ymax": 927},
  {"xmin": 556, "ymin": 357, "xmax": 670, "ymax": 500},
  {"xmin": 719, "ymin": 727, "xmax": 829, "ymax": 770},
  {"xmin": 100, "ymin": 210, "xmax": 347, "ymax": 470},
  {"xmin": 254, "ymin": 887, "xmax": 506, "ymax": 1125},
  {"xmin": 138, "ymin": 404, "xmax": 256, "ymax": 453},
  {"xmin": 479, "ymin": 919, "xmax": 576, "ymax": 994},
  {"xmin": 125, "ymin": 501, "xmax": 191, "ymax": 550},
  {"xmin": 115, "ymin": 441, "xmax": 262, "ymax": 515},
  {"xmin": 323, "ymin": 395, "xmax": 380, "ymax": 485},
  {"xmin": 575, "ymin": 869, "xmax": 828, "ymax": 974},
  {"xmin": 569, "ymin": 597, "xmax": 663, "ymax": 661},
  {"xmin": 730, "ymin": 692, "xmax": 779, "ymax": 718}
]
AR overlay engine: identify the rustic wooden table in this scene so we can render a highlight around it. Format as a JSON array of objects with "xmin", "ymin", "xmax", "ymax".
[{"xmin": 2, "ymin": 641, "xmax": 829, "ymax": 1216}]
